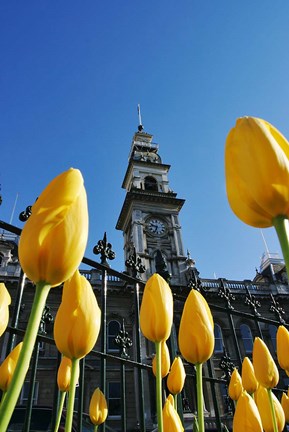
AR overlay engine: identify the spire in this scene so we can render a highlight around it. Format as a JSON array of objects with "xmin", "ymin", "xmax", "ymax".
[{"xmin": 137, "ymin": 104, "xmax": 144, "ymax": 132}]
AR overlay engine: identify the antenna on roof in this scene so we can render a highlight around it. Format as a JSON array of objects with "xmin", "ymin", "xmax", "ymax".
[
  {"xmin": 9, "ymin": 193, "xmax": 19, "ymax": 225},
  {"xmin": 137, "ymin": 104, "xmax": 144, "ymax": 132},
  {"xmin": 260, "ymin": 229, "xmax": 270, "ymax": 255}
]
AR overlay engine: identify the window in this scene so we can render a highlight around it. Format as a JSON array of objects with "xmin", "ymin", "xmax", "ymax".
[
  {"xmin": 107, "ymin": 320, "xmax": 121, "ymax": 352},
  {"xmin": 240, "ymin": 324, "xmax": 253, "ymax": 353},
  {"xmin": 107, "ymin": 382, "xmax": 121, "ymax": 418},
  {"xmin": 214, "ymin": 324, "xmax": 224, "ymax": 353},
  {"xmin": 268, "ymin": 325, "xmax": 277, "ymax": 352},
  {"xmin": 20, "ymin": 381, "xmax": 39, "ymax": 405},
  {"xmin": 144, "ymin": 176, "xmax": 158, "ymax": 191}
]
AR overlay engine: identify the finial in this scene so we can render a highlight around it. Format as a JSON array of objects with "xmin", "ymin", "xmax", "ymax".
[{"xmin": 137, "ymin": 104, "xmax": 144, "ymax": 132}]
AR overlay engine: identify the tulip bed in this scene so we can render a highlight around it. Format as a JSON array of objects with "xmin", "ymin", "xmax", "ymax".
[{"xmin": 1, "ymin": 116, "xmax": 289, "ymax": 432}]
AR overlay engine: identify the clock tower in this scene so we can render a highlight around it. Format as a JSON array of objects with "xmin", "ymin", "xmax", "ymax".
[{"xmin": 116, "ymin": 124, "xmax": 187, "ymax": 284}]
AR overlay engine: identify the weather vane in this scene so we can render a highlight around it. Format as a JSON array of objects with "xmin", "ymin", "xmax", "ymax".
[{"xmin": 137, "ymin": 104, "xmax": 144, "ymax": 132}]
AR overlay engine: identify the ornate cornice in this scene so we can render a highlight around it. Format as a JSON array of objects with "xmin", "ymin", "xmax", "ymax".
[{"xmin": 116, "ymin": 189, "xmax": 185, "ymax": 230}]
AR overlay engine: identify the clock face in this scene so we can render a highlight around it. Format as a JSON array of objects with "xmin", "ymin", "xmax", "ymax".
[{"xmin": 147, "ymin": 218, "xmax": 166, "ymax": 236}]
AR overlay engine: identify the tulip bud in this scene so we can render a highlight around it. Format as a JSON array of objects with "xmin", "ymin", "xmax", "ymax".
[
  {"xmin": 140, "ymin": 274, "xmax": 173, "ymax": 342},
  {"xmin": 89, "ymin": 388, "xmax": 108, "ymax": 426},
  {"xmin": 255, "ymin": 385, "xmax": 285, "ymax": 432},
  {"xmin": 242, "ymin": 357, "xmax": 258, "ymax": 394},
  {"xmin": 178, "ymin": 289, "xmax": 214, "ymax": 365},
  {"xmin": 233, "ymin": 390, "xmax": 263, "ymax": 432},
  {"xmin": 281, "ymin": 392, "xmax": 289, "ymax": 423},
  {"xmin": 0, "ymin": 283, "xmax": 11, "ymax": 338},
  {"xmin": 276, "ymin": 325, "xmax": 289, "ymax": 370},
  {"xmin": 228, "ymin": 368, "xmax": 243, "ymax": 401},
  {"xmin": 57, "ymin": 356, "xmax": 79, "ymax": 392},
  {"xmin": 225, "ymin": 116, "xmax": 289, "ymax": 228},
  {"xmin": 253, "ymin": 337, "xmax": 279, "ymax": 389},
  {"xmin": 167, "ymin": 357, "xmax": 186, "ymax": 395},
  {"xmin": 162, "ymin": 397, "xmax": 184, "ymax": 431},
  {"xmin": 167, "ymin": 393, "xmax": 175, "ymax": 406},
  {"xmin": 54, "ymin": 270, "xmax": 101, "ymax": 359},
  {"xmin": 19, "ymin": 168, "xmax": 88, "ymax": 287},
  {"xmin": 0, "ymin": 342, "xmax": 23, "ymax": 392},
  {"xmin": 152, "ymin": 340, "xmax": 170, "ymax": 378}
]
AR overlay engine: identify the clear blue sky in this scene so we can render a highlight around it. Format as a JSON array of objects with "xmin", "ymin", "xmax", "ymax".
[{"xmin": 1, "ymin": 1, "xmax": 289, "ymax": 280}]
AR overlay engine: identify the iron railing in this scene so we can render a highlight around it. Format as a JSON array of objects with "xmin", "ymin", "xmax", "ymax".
[{"xmin": 1, "ymin": 219, "xmax": 289, "ymax": 432}]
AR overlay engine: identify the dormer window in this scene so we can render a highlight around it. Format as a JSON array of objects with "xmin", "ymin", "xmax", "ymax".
[{"xmin": 144, "ymin": 176, "xmax": 158, "ymax": 191}]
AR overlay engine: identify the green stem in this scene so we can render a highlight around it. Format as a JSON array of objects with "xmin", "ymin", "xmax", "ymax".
[
  {"xmin": 273, "ymin": 216, "xmax": 289, "ymax": 276},
  {"xmin": 174, "ymin": 394, "xmax": 177, "ymax": 410},
  {"xmin": 155, "ymin": 341, "xmax": 163, "ymax": 432},
  {"xmin": 267, "ymin": 389, "xmax": 278, "ymax": 432},
  {"xmin": 54, "ymin": 391, "xmax": 66, "ymax": 432},
  {"xmin": 0, "ymin": 391, "xmax": 6, "ymax": 407},
  {"xmin": 94, "ymin": 426, "xmax": 99, "ymax": 432},
  {"xmin": 195, "ymin": 363, "xmax": 204, "ymax": 432},
  {"xmin": 65, "ymin": 358, "xmax": 79, "ymax": 432},
  {"xmin": 0, "ymin": 282, "xmax": 51, "ymax": 431}
]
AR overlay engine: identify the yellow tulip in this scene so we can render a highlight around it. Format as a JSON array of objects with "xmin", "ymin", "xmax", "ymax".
[
  {"xmin": 242, "ymin": 357, "xmax": 258, "ymax": 394},
  {"xmin": 54, "ymin": 270, "xmax": 101, "ymax": 359},
  {"xmin": 0, "ymin": 342, "xmax": 23, "ymax": 392},
  {"xmin": 167, "ymin": 357, "xmax": 186, "ymax": 395},
  {"xmin": 57, "ymin": 356, "xmax": 79, "ymax": 392},
  {"xmin": 228, "ymin": 368, "xmax": 243, "ymax": 401},
  {"xmin": 225, "ymin": 116, "xmax": 289, "ymax": 228},
  {"xmin": 255, "ymin": 385, "xmax": 285, "ymax": 432},
  {"xmin": 0, "ymin": 283, "xmax": 11, "ymax": 337},
  {"xmin": 178, "ymin": 289, "xmax": 214, "ymax": 365},
  {"xmin": 277, "ymin": 325, "xmax": 289, "ymax": 370},
  {"xmin": 89, "ymin": 388, "xmax": 108, "ymax": 426},
  {"xmin": 233, "ymin": 390, "xmax": 263, "ymax": 432},
  {"xmin": 167, "ymin": 393, "xmax": 175, "ymax": 406},
  {"xmin": 162, "ymin": 397, "xmax": 184, "ymax": 432},
  {"xmin": 19, "ymin": 168, "xmax": 88, "ymax": 287},
  {"xmin": 281, "ymin": 392, "xmax": 289, "ymax": 423},
  {"xmin": 140, "ymin": 273, "xmax": 173, "ymax": 342},
  {"xmin": 152, "ymin": 340, "xmax": 170, "ymax": 378},
  {"xmin": 253, "ymin": 337, "xmax": 279, "ymax": 389}
]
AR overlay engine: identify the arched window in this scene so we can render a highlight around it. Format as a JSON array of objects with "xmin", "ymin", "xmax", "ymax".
[
  {"xmin": 144, "ymin": 176, "xmax": 158, "ymax": 191},
  {"xmin": 240, "ymin": 324, "xmax": 253, "ymax": 353},
  {"xmin": 107, "ymin": 320, "xmax": 121, "ymax": 352},
  {"xmin": 214, "ymin": 324, "xmax": 224, "ymax": 353},
  {"xmin": 268, "ymin": 325, "xmax": 277, "ymax": 352}
]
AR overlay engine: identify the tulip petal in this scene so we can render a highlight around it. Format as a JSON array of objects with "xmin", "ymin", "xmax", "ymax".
[
  {"xmin": 19, "ymin": 169, "xmax": 88, "ymax": 286},
  {"xmin": 0, "ymin": 342, "xmax": 23, "ymax": 392},
  {"xmin": 255, "ymin": 385, "xmax": 285, "ymax": 432},
  {"xmin": 0, "ymin": 283, "xmax": 11, "ymax": 338},
  {"xmin": 140, "ymin": 274, "xmax": 173, "ymax": 342},
  {"xmin": 54, "ymin": 270, "xmax": 101, "ymax": 359},
  {"xmin": 152, "ymin": 340, "xmax": 170, "ymax": 378},
  {"xmin": 162, "ymin": 397, "xmax": 184, "ymax": 432},
  {"xmin": 167, "ymin": 357, "xmax": 186, "ymax": 395},
  {"xmin": 253, "ymin": 337, "xmax": 279, "ymax": 389},
  {"xmin": 225, "ymin": 117, "xmax": 289, "ymax": 228},
  {"xmin": 241, "ymin": 357, "xmax": 257, "ymax": 394},
  {"xmin": 233, "ymin": 391, "xmax": 263, "ymax": 432},
  {"xmin": 229, "ymin": 368, "xmax": 243, "ymax": 401},
  {"xmin": 178, "ymin": 289, "xmax": 214, "ymax": 364},
  {"xmin": 276, "ymin": 325, "xmax": 289, "ymax": 370},
  {"xmin": 89, "ymin": 388, "xmax": 108, "ymax": 426}
]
